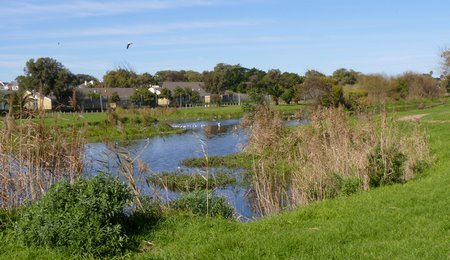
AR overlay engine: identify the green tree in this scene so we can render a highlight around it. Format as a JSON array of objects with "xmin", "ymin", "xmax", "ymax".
[
  {"xmin": 154, "ymin": 70, "xmax": 187, "ymax": 82},
  {"xmin": 137, "ymin": 72, "xmax": 156, "ymax": 87},
  {"xmin": 280, "ymin": 88, "xmax": 295, "ymax": 104},
  {"xmin": 185, "ymin": 70, "xmax": 203, "ymax": 82},
  {"xmin": 130, "ymin": 87, "xmax": 154, "ymax": 106},
  {"xmin": 110, "ymin": 91, "xmax": 120, "ymax": 103},
  {"xmin": 17, "ymin": 57, "xmax": 76, "ymax": 106},
  {"xmin": 103, "ymin": 68, "xmax": 138, "ymax": 88},
  {"xmin": 332, "ymin": 68, "xmax": 359, "ymax": 85},
  {"xmin": 159, "ymin": 88, "xmax": 172, "ymax": 100},
  {"xmin": 74, "ymin": 74, "xmax": 99, "ymax": 86}
]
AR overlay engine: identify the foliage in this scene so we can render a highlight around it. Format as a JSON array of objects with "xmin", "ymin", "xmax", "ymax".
[
  {"xmin": 244, "ymin": 106, "xmax": 430, "ymax": 215},
  {"xmin": 130, "ymin": 87, "xmax": 155, "ymax": 106},
  {"xmin": 332, "ymin": 68, "xmax": 359, "ymax": 85},
  {"xmin": 15, "ymin": 174, "xmax": 132, "ymax": 257},
  {"xmin": 110, "ymin": 91, "xmax": 121, "ymax": 103},
  {"xmin": 16, "ymin": 57, "xmax": 76, "ymax": 106},
  {"xmin": 170, "ymin": 190, "xmax": 234, "ymax": 219},
  {"xmin": 103, "ymin": 68, "xmax": 138, "ymax": 88},
  {"xmin": 338, "ymin": 176, "xmax": 363, "ymax": 196},
  {"xmin": 280, "ymin": 88, "xmax": 295, "ymax": 104},
  {"xmin": 441, "ymin": 48, "xmax": 450, "ymax": 75},
  {"xmin": 368, "ymin": 145, "xmax": 407, "ymax": 187}
]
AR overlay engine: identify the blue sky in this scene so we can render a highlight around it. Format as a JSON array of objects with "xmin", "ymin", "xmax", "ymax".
[{"xmin": 1, "ymin": 0, "xmax": 449, "ymax": 81}]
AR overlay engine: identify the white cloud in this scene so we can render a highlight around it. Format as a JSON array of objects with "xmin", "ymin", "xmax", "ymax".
[{"xmin": 14, "ymin": 19, "xmax": 264, "ymax": 39}]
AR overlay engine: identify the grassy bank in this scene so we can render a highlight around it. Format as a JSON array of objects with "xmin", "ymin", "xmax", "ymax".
[{"xmin": 132, "ymin": 103, "xmax": 449, "ymax": 259}]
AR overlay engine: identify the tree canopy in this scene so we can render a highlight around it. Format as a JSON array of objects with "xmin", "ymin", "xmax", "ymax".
[{"xmin": 16, "ymin": 57, "xmax": 76, "ymax": 106}]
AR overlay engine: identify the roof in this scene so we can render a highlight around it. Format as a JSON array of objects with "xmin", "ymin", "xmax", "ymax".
[
  {"xmin": 161, "ymin": 82, "xmax": 210, "ymax": 96},
  {"xmin": 77, "ymin": 88, "xmax": 135, "ymax": 99}
]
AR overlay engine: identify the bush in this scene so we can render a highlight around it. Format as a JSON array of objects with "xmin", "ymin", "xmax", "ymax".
[
  {"xmin": 15, "ymin": 173, "xmax": 132, "ymax": 257},
  {"xmin": 339, "ymin": 176, "xmax": 363, "ymax": 196},
  {"xmin": 170, "ymin": 191, "xmax": 234, "ymax": 219},
  {"xmin": 368, "ymin": 145, "xmax": 407, "ymax": 187}
]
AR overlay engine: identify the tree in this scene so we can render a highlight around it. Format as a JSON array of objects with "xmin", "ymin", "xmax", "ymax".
[
  {"xmin": 267, "ymin": 85, "xmax": 283, "ymax": 105},
  {"xmin": 103, "ymin": 68, "xmax": 138, "ymax": 88},
  {"xmin": 173, "ymin": 87, "xmax": 185, "ymax": 106},
  {"xmin": 130, "ymin": 87, "xmax": 154, "ymax": 106},
  {"xmin": 280, "ymin": 88, "xmax": 295, "ymax": 104},
  {"xmin": 203, "ymin": 63, "xmax": 246, "ymax": 94},
  {"xmin": 332, "ymin": 68, "xmax": 359, "ymax": 85},
  {"xmin": 185, "ymin": 70, "xmax": 203, "ymax": 82},
  {"xmin": 17, "ymin": 57, "xmax": 76, "ymax": 106},
  {"xmin": 159, "ymin": 88, "xmax": 172, "ymax": 100},
  {"xmin": 154, "ymin": 70, "xmax": 187, "ymax": 82},
  {"xmin": 74, "ymin": 74, "xmax": 99, "ymax": 87},
  {"xmin": 441, "ymin": 48, "xmax": 450, "ymax": 76},
  {"xmin": 110, "ymin": 91, "xmax": 120, "ymax": 103},
  {"xmin": 137, "ymin": 72, "xmax": 156, "ymax": 87}
]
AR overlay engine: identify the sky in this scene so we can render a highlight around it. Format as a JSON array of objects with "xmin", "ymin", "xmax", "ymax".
[{"xmin": 1, "ymin": 0, "xmax": 449, "ymax": 81}]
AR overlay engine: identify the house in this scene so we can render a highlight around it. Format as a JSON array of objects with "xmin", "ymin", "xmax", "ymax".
[
  {"xmin": 25, "ymin": 91, "xmax": 52, "ymax": 110},
  {"xmin": 161, "ymin": 81, "xmax": 211, "ymax": 106},
  {"xmin": 6, "ymin": 81, "xmax": 19, "ymax": 91},
  {"xmin": 76, "ymin": 87, "xmax": 135, "ymax": 111},
  {"xmin": 0, "ymin": 90, "xmax": 52, "ymax": 112}
]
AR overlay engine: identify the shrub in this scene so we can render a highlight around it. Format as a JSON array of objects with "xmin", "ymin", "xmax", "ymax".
[
  {"xmin": 15, "ymin": 173, "xmax": 132, "ymax": 257},
  {"xmin": 339, "ymin": 176, "xmax": 363, "ymax": 196},
  {"xmin": 142, "ymin": 113, "xmax": 157, "ymax": 126},
  {"xmin": 170, "ymin": 191, "xmax": 234, "ymax": 219},
  {"xmin": 368, "ymin": 145, "xmax": 407, "ymax": 187}
]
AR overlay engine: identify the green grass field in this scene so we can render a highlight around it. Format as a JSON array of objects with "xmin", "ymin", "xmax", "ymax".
[{"xmin": 0, "ymin": 102, "xmax": 448, "ymax": 259}]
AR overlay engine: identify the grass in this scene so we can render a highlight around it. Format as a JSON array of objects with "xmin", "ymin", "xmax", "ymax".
[
  {"xmin": 182, "ymin": 153, "xmax": 254, "ymax": 169},
  {"xmin": 17, "ymin": 104, "xmax": 303, "ymax": 141},
  {"xmin": 147, "ymin": 171, "xmax": 237, "ymax": 192},
  {"xmin": 130, "ymin": 102, "xmax": 450, "ymax": 258},
  {"xmin": 1, "ymin": 101, "xmax": 448, "ymax": 258}
]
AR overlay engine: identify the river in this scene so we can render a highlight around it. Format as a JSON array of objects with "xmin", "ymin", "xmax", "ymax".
[{"xmin": 84, "ymin": 118, "xmax": 305, "ymax": 220}]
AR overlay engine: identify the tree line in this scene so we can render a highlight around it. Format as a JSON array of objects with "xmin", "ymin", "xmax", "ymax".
[{"xmin": 12, "ymin": 50, "xmax": 450, "ymax": 110}]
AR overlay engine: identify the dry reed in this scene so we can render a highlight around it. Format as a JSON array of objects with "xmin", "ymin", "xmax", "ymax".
[
  {"xmin": 0, "ymin": 114, "xmax": 85, "ymax": 209},
  {"xmin": 243, "ymin": 106, "xmax": 430, "ymax": 216}
]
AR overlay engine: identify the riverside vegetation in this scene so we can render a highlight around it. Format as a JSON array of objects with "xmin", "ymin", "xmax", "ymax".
[{"xmin": 0, "ymin": 99, "xmax": 449, "ymax": 258}]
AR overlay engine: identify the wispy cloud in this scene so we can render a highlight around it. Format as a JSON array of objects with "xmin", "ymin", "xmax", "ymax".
[
  {"xmin": 3, "ymin": 0, "xmax": 232, "ymax": 18},
  {"xmin": 10, "ymin": 19, "xmax": 265, "ymax": 39}
]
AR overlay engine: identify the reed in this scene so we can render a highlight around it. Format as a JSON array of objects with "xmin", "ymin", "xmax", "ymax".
[
  {"xmin": 244, "ymin": 106, "xmax": 431, "ymax": 216},
  {"xmin": 0, "ymin": 113, "xmax": 85, "ymax": 209}
]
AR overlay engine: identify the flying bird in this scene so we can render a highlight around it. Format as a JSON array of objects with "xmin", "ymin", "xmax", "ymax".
[{"xmin": 126, "ymin": 42, "xmax": 133, "ymax": 49}]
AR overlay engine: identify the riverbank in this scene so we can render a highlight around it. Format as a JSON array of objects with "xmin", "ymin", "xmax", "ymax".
[
  {"xmin": 38, "ymin": 104, "xmax": 304, "ymax": 142},
  {"xmin": 1, "ymin": 101, "xmax": 448, "ymax": 258},
  {"xmin": 132, "ymin": 101, "xmax": 450, "ymax": 258}
]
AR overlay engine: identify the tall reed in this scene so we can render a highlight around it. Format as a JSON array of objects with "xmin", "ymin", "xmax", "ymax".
[
  {"xmin": 0, "ymin": 114, "xmax": 85, "ymax": 209},
  {"xmin": 243, "ymin": 106, "xmax": 430, "ymax": 216}
]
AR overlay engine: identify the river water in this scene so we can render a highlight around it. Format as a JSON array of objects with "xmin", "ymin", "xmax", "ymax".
[{"xmin": 84, "ymin": 118, "xmax": 305, "ymax": 220}]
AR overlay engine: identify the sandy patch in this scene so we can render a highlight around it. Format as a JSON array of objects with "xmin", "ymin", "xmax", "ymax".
[{"xmin": 397, "ymin": 114, "xmax": 428, "ymax": 122}]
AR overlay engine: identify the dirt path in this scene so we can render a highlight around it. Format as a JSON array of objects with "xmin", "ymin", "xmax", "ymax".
[{"xmin": 397, "ymin": 114, "xmax": 428, "ymax": 122}]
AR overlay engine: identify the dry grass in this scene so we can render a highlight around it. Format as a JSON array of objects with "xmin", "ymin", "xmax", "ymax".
[
  {"xmin": 0, "ymin": 114, "xmax": 85, "ymax": 209},
  {"xmin": 243, "ymin": 106, "xmax": 431, "ymax": 216}
]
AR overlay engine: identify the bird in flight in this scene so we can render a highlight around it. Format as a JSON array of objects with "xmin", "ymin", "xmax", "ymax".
[{"xmin": 126, "ymin": 42, "xmax": 133, "ymax": 49}]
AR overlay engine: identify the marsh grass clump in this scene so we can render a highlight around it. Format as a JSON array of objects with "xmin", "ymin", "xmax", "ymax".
[
  {"xmin": 147, "ymin": 171, "xmax": 236, "ymax": 192},
  {"xmin": 170, "ymin": 190, "xmax": 234, "ymax": 219},
  {"xmin": 243, "ymin": 105, "xmax": 431, "ymax": 216}
]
